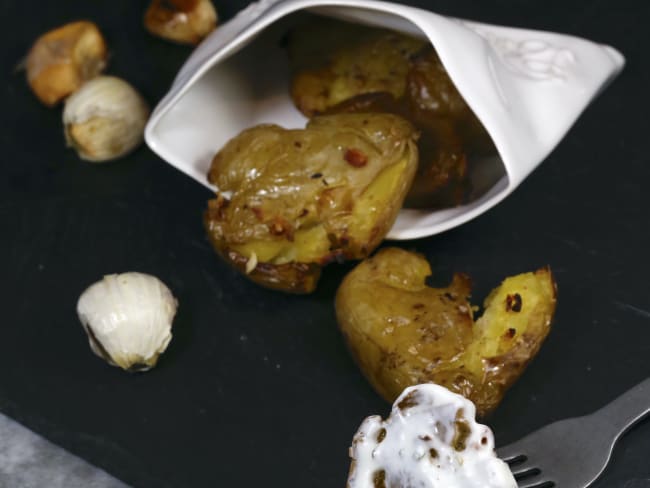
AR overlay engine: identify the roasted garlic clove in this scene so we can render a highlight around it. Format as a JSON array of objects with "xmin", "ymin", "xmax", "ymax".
[
  {"xmin": 63, "ymin": 76, "xmax": 150, "ymax": 162},
  {"xmin": 77, "ymin": 272, "xmax": 178, "ymax": 372},
  {"xmin": 26, "ymin": 20, "xmax": 107, "ymax": 106},
  {"xmin": 144, "ymin": 0, "xmax": 218, "ymax": 45}
]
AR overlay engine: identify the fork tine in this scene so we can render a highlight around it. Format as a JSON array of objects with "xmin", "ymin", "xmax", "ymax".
[
  {"xmin": 513, "ymin": 467, "xmax": 542, "ymax": 481},
  {"xmin": 518, "ymin": 479, "xmax": 555, "ymax": 488},
  {"xmin": 501, "ymin": 453, "xmax": 527, "ymax": 465},
  {"xmin": 503, "ymin": 456, "xmax": 555, "ymax": 488},
  {"xmin": 497, "ymin": 442, "xmax": 527, "ymax": 461},
  {"xmin": 508, "ymin": 457, "xmax": 537, "ymax": 474}
]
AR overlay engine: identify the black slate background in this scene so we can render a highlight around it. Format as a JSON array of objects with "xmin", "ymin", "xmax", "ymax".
[{"xmin": 1, "ymin": 1, "xmax": 649, "ymax": 487}]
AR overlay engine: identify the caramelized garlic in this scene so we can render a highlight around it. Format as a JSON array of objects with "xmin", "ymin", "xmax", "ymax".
[
  {"xmin": 144, "ymin": 0, "xmax": 218, "ymax": 45},
  {"xmin": 26, "ymin": 20, "xmax": 107, "ymax": 106}
]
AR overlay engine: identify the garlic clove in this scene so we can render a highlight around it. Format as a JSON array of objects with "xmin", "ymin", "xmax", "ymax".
[
  {"xmin": 26, "ymin": 20, "xmax": 107, "ymax": 107},
  {"xmin": 77, "ymin": 272, "xmax": 178, "ymax": 372},
  {"xmin": 144, "ymin": 0, "xmax": 218, "ymax": 45},
  {"xmin": 63, "ymin": 76, "xmax": 150, "ymax": 162}
]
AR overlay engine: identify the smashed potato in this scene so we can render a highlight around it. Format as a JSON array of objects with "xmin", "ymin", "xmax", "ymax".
[
  {"xmin": 204, "ymin": 114, "xmax": 419, "ymax": 293},
  {"xmin": 406, "ymin": 46, "xmax": 496, "ymax": 158},
  {"xmin": 404, "ymin": 119, "xmax": 468, "ymax": 208},
  {"xmin": 288, "ymin": 18, "xmax": 496, "ymax": 208},
  {"xmin": 335, "ymin": 248, "xmax": 557, "ymax": 416},
  {"xmin": 287, "ymin": 18, "xmax": 479, "ymax": 127},
  {"xmin": 326, "ymin": 93, "xmax": 469, "ymax": 208},
  {"xmin": 287, "ymin": 18, "xmax": 426, "ymax": 116}
]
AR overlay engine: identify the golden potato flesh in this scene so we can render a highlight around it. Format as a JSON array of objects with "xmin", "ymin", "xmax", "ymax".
[
  {"xmin": 26, "ymin": 21, "xmax": 107, "ymax": 106},
  {"xmin": 144, "ymin": 0, "xmax": 218, "ymax": 45},
  {"xmin": 204, "ymin": 114, "xmax": 419, "ymax": 293},
  {"xmin": 335, "ymin": 248, "xmax": 557, "ymax": 416}
]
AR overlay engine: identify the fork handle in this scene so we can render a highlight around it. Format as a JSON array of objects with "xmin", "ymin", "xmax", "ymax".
[{"xmin": 592, "ymin": 377, "xmax": 650, "ymax": 439}]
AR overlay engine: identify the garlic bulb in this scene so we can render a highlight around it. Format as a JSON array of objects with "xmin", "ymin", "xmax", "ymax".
[
  {"xmin": 77, "ymin": 272, "xmax": 178, "ymax": 372},
  {"xmin": 63, "ymin": 76, "xmax": 150, "ymax": 162},
  {"xmin": 26, "ymin": 20, "xmax": 108, "ymax": 106},
  {"xmin": 144, "ymin": 0, "xmax": 218, "ymax": 45}
]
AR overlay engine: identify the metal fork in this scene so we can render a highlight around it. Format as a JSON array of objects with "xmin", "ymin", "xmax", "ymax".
[{"xmin": 496, "ymin": 377, "xmax": 650, "ymax": 488}]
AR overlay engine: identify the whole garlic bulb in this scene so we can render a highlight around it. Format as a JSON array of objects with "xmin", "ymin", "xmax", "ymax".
[
  {"xmin": 26, "ymin": 20, "xmax": 108, "ymax": 106},
  {"xmin": 63, "ymin": 76, "xmax": 150, "ymax": 162},
  {"xmin": 77, "ymin": 272, "xmax": 178, "ymax": 372},
  {"xmin": 144, "ymin": 0, "xmax": 218, "ymax": 45}
]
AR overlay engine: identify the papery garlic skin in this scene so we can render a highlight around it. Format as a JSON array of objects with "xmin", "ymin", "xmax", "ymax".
[
  {"xmin": 77, "ymin": 272, "xmax": 178, "ymax": 371},
  {"xmin": 63, "ymin": 76, "xmax": 150, "ymax": 162}
]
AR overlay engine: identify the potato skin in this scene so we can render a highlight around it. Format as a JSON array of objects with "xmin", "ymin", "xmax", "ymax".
[
  {"xmin": 326, "ymin": 93, "xmax": 469, "ymax": 209},
  {"xmin": 288, "ymin": 19, "xmax": 500, "ymax": 209},
  {"xmin": 463, "ymin": 266, "xmax": 558, "ymax": 414},
  {"xmin": 288, "ymin": 20, "xmax": 491, "ymax": 151},
  {"xmin": 204, "ymin": 114, "xmax": 419, "ymax": 293},
  {"xmin": 335, "ymin": 248, "xmax": 557, "ymax": 416},
  {"xmin": 287, "ymin": 19, "xmax": 425, "ymax": 117},
  {"xmin": 336, "ymin": 248, "xmax": 475, "ymax": 401},
  {"xmin": 405, "ymin": 46, "xmax": 496, "ymax": 159},
  {"xmin": 215, "ymin": 248, "xmax": 321, "ymax": 294}
]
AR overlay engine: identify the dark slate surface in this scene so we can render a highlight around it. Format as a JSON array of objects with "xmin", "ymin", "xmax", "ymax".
[{"xmin": 1, "ymin": 1, "xmax": 649, "ymax": 487}]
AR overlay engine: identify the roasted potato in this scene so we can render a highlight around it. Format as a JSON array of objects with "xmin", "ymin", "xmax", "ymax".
[
  {"xmin": 326, "ymin": 93, "xmax": 469, "ymax": 208},
  {"xmin": 335, "ymin": 247, "xmax": 557, "ymax": 416},
  {"xmin": 406, "ymin": 46, "xmax": 496, "ymax": 158},
  {"xmin": 403, "ymin": 118, "xmax": 468, "ymax": 208},
  {"xmin": 204, "ymin": 114, "xmax": 419, "ymax": 293},
  {"xmin": 287, "ymin": 18, "xmax": 426, "ymax": 116},
  {"xmin": 286, "ymin": 18, "xmax": 485, "ymax": 133},
  {"xmin": 288, "ymin": 18, "xmax": 497, "ymax": 208},
  {"xmin": 405, "ymin": 46, "xmax": 474, "ymax": 123}
]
